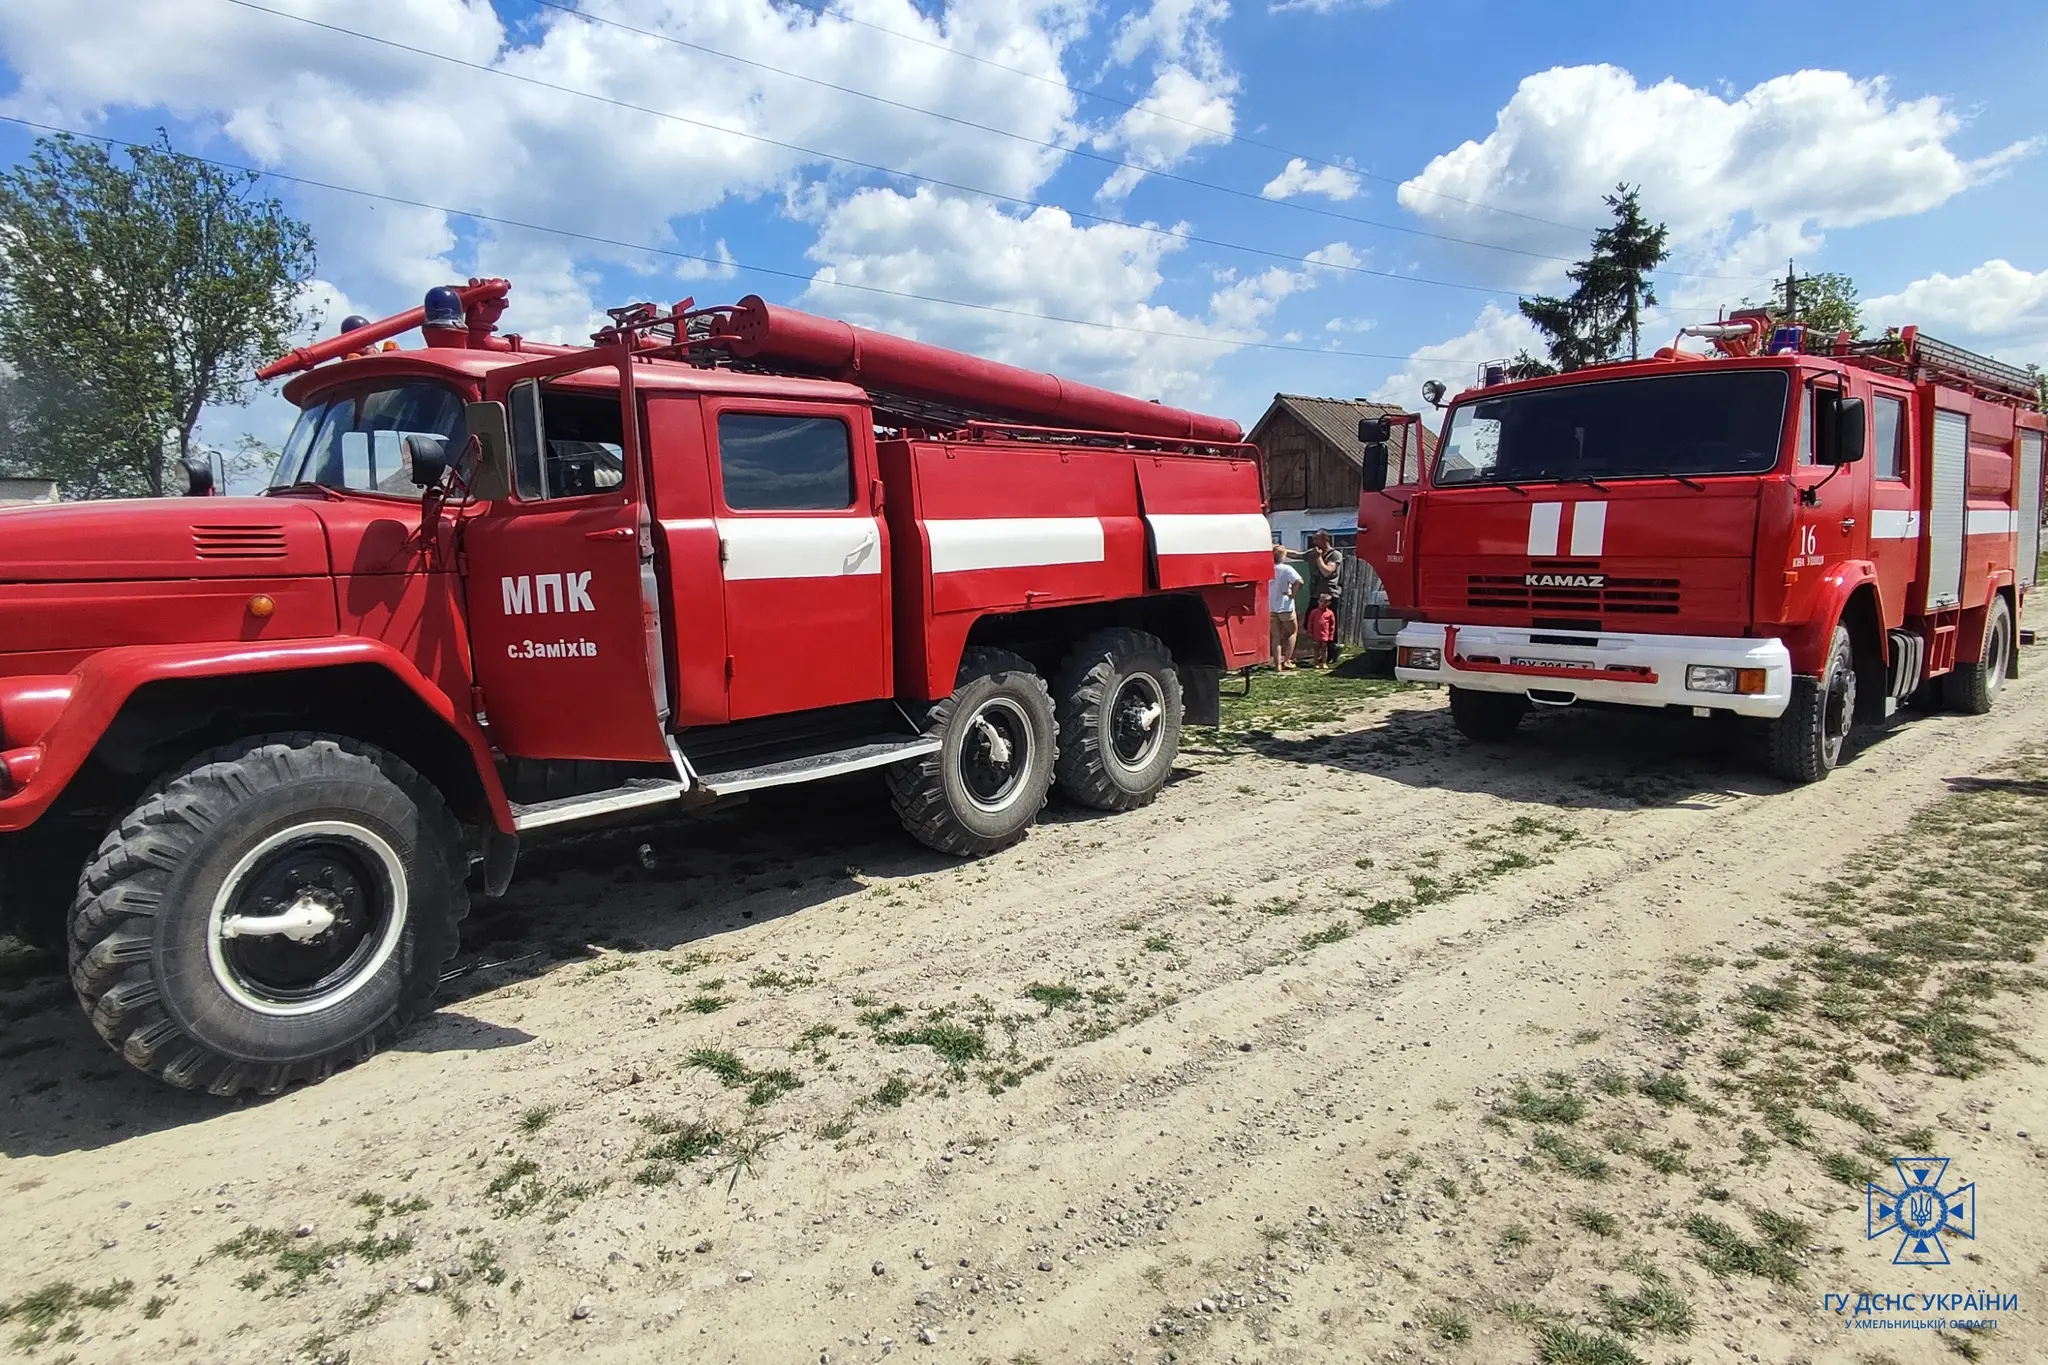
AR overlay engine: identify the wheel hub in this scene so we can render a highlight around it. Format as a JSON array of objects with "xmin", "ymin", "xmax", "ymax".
[
  {"xmin": 207, "ymin": 822, "xmax": 409, "ymax": 1018},
  {"xmin": 961, "ymin": 698, "xmax": 1031, "ymax": 812},
  {"xmin": 1108, "ymin": 674, "xmax": 1166, "ymax": 771}
]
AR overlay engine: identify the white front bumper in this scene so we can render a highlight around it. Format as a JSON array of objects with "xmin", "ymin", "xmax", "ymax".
[{"xmin": 1393, "ymin": 622, "xmax": 1794, "ymax": 718}]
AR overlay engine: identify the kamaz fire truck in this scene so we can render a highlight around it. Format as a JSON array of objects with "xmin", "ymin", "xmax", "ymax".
[
  {"xmin": 0, "ymin": 279, "xmax": 1271, "ymax": 1094},
  {"xmin": 1356, "ymin": 314, "xmax": 2046, "ymax": 781}
]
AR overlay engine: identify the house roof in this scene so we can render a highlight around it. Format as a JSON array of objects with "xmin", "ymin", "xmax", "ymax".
[{"xmin": 1248, "ymin": 393, "xmax": 1437, "ymax": 467}]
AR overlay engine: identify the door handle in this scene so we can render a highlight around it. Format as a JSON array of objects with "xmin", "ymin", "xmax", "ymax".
[
  {"xmin": 586, "ymin": 526, "xmax": 634, "ymax": 541},
  {"xmin": 1839, "ymin": 517, "xmax": 1857, "ymax": 533}
]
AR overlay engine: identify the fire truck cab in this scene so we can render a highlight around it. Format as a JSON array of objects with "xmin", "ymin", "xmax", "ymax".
[
  {"xmin": 1358, "ymin": 317, "xmax": 2045, "ymax": 782},
  {"xmin": 0, "ymin": 280, "xmax": 1269, "ymax": 1095}
]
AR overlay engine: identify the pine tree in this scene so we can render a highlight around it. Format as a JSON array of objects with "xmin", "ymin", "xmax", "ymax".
[{"xmin": 1517, "ymin": 184, "xmax": 1670, "ymax": 372}]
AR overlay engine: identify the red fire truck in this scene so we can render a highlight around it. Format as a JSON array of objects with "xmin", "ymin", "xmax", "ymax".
[
  {"xmin": 1357, "ymin": 315, "xmax": 2046, "ymax": 781},
  {"xmin": 0, "ymin": 279, "xmax": 1270, "ymax": 1094}
]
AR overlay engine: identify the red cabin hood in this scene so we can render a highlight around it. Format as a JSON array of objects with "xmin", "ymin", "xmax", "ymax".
[{"xmin": 0, "ymin": 497, "xmax": 333, "ymax": 584}]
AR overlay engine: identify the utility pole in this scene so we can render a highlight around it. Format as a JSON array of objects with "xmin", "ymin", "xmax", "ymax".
[{"xmin": 1784, "ymin": 259, "xmax": 1798, "ymax": 321}]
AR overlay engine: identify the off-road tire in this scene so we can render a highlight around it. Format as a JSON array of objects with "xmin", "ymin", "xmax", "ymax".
[
  {"xmin": 1052, "ymin": 628, "xmax": 1183, "ymax": 811},
  {"xmin": 887, "ymin": 648, "xmax": 1056, "ymax": 857},
  {"xmin": 1767, "ymin": 626, "xmax": 1856, "ymax": 784},
  {"xmin": 1447, "ymin": 687, "xmax": 1528, "ymax": 743},
  {"xmin": 1941, "ymin": 596, "xmax": 2011, "ymax": 715},
  {"xmin": 68, "ymin": 734, "xmax": 467, "ymax": 1096}
]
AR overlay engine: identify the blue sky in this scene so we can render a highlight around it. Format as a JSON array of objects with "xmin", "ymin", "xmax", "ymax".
[{"xmin": 1, "ymin": 0, "xmax": 2042, "ymax": 466}]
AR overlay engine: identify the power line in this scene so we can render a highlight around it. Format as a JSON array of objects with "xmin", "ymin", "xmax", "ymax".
[
  {"xmin": 801, "ymin": 2, "xmax": 1595, "ymax": 235},
  {"xmin": 0, "ymin": 114, "xmax": 1495, "ymax": 366},
  {"xmin": 222, "ymin": 0, "xmax": 1762, "ymax": 284}
]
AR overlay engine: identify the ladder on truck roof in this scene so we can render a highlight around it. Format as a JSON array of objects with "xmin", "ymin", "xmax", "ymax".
[{"xmin": 1830, "ymin": 327, "xmax": 2041, "ymax": 406}]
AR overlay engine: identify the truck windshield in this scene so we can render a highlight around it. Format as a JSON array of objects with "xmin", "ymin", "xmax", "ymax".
[
  {"xmin": 1434, "ymin": 370, "xmax": 1788, "ymax": 487},
  {"xmin": 270, "ymin": 381, "xmax": 469, "ymax": 499}
]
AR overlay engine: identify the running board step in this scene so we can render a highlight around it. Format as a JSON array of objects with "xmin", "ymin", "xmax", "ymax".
[
  {"xmin": 508, "ymin": 736, "xmax": 939, "ymax": 832},
  {"xmin": 696, "ymin": 736, "xmax": 939, "ymax": 796},
  {"xmin": 511, "ymin": 777, "xmax": 687, "ymax": 832}
]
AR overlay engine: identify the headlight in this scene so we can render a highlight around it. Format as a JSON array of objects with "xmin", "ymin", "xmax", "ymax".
[
  {"xmin": 1399, "ymin": 645, "xmax": 1443, "ymax": 671},
  {"xmin": 1686, "ymin": 665, "xmax": 1767, "ymax": 695}
]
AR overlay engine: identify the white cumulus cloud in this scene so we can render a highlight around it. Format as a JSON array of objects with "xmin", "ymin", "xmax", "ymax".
[
  {"xmin": 1864, "ymin": 260, "xmax": 2048, "ymax": 367},
  {"xmin": 1399, "ymin": 65, "xmax": 2038, "ymax": 296},
  {"xmin": 1261, "ymin": 157, "xmax": 1363, "ymax": 201},
  {"xmin": 1368, "ymin": 303, "xmax": 1543, "ymax": 407}
]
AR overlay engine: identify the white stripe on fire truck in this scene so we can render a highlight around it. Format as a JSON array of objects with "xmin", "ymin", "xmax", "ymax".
[
  {"xmin": 1567, "ymin": 500, "xmax": 1608, "ymax": 557},
  {"xmin": 1145, "ymin": 512, "xmax": 1273, "ymax": 557},
  {"xmin": 1527, "ymin": 503, "xmax": 1562, "ymax": 556},
  {"xmin": 716, "ymin": 516, "xmax": 884, "ymax": 582},
  {"xmin": 1965, "ymin": 508, "xmax": 2019, "ymax": 536},
  {"xmin": 1870, "ymin": 509, "xmax": 1921, "ymax": 540},
  {"xmin": 925, "ymin": 517, "xmax": 1106, "ymax": 574}
]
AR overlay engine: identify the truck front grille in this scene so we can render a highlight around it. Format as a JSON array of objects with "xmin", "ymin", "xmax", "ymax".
[{"xmin": 1466, "ymin": 561, "xmax": 1680, "ymax": 618}]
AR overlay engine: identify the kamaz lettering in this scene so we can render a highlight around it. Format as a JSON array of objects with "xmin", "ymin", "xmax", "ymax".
[
  {"xmin": 501, "ymin": 571, "xmax": 595, "ymax": 615},
  {"xmin": 1525, "ymin": 573, "xmax": 1605, "ymax": 589}
]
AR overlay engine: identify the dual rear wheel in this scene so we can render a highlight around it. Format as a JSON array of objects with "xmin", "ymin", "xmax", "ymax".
[{"xmin": 886, "ymin": 629, "xmax": 1184, "ymax": 857}]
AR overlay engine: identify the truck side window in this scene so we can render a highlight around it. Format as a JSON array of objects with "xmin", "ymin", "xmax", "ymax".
[
  {"xmin": 515, "ymin": 388, "xmax": 626, "ymax": 500},
  {"xmin": 717, "ymin": 414, "xmax": 854, "ymax": 511},
  {"xmin": 1873, "ymin": 395, "xmax": 1907, "ymax": 481}
]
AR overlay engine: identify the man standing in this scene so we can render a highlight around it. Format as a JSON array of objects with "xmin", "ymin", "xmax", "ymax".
[{"xmin": 1269, "ymin": 544, "xmax": 1303, "ymax": 671}]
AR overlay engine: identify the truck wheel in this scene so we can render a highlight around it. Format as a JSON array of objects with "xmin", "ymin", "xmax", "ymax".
[
  {"xmin": 1941, "ymin": 596, "xmax": 2011, "ymax": 715},
  {"xmin": 1053, "ymin": 628, "xmax": 1183, "ymax": 811},
  {"xmin": 68, "ymin": 735, "xmax": 467, "ymax": 1096},
  {"xmin": 887, "ymin": 648, "xmax": 1056, "ymax": 857},
  {"xmin": 1447, "ymin": 687, "xmax": 1528, "ymax": 742},
  {"xmin": 1767, "ymin": 626, "xmax": 1856, "ymax": 783}
]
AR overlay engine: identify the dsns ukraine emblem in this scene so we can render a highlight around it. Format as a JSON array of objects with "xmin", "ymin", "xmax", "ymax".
[{"xmin": 1866, "ymin": 1157, "xmax": 1976, "ymax": 1266}]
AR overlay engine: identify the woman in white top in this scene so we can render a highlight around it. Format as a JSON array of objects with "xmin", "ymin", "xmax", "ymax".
[{"xmin": 1269, "ymin": 544, "xmax": 1304, "ymax": 671}]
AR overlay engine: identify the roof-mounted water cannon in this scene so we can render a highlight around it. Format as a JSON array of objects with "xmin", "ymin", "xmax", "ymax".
[{"xmin": 256, "ymin": 278, "xmax": 520, "ymax": 380}]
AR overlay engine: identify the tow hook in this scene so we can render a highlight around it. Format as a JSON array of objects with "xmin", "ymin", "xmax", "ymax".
[{"xmin": 220, "ymin": 894, "xmax": 339, "ymax": 942}]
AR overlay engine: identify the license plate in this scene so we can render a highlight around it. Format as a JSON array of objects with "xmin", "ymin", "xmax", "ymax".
[{"xmin": 1509, "ymin": 656, "xmax": 1596, "ymax": 671}]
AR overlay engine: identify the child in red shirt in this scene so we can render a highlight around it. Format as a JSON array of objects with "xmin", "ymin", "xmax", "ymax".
[{"xmin": 1307, "ymin": 593, "xmax": 1338, "ymax": 667}]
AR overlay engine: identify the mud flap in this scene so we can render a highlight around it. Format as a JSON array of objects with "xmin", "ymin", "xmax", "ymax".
[
  {"xmin": 1180, "ymin": 664, "xmax": 1221, "ymax": 727},
  {"xmin": 480, "ymin": 826, "xmax": 519, "ymax": 898}
]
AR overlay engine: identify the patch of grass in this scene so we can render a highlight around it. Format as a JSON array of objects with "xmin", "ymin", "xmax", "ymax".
[
  {"xmin": 1537, "ymin": 1324, "xmax": 1647, "ymax": 1365},
  {"xmin": 1637, "ymin": 1145, "xmax": 1688, "ymax": 1176},
  {"xmin": 1571, "ymin": 1028, "xmax": 1604, "ymax": 1045},
  {"xmin": 687, "ymin": 1047, "xmax": 750, "ymax": 1086},
  {"xmin": 1498, "ymin": 1080, "xmax": 1587, "ymax": 1125},
  {"xmin": 1571, "ymin": 1206, "xmax": 1620, "ymax": 1237},
  {"xmin": 1896, "ymin": 1125, "xmax": 1937, "ymax": 1151},
  {"xmin": 684, "ymin": 993, "xmax": 729, "ymax": 1014},
  {"xmin": 1599, "ymin": 1278, "xmax": 1695, "ymax": 1339},
  {"xmin": 1141, "ymin": 931, "xmax": 1175, "ymax": 953},
  {"xmin": 1358, "ymin": 899, "xmax": 1407, "ymax": 926},
  {"xmin": 748, "ymin": 969, "xmax": 814, "ymax": 991},
  {"xmin": 582, "ymin": 956, "xmax": 629, "ymax": 979},
  {"xmin": 0, "ymin": 1279, "xmax": 132, "ymax": 1349},
  {"xmin": 517, "ymin": 1105, "xmax": 555, "ymax": 1134},
  {"xmin": 1499, "ymin": 1223, "xmax": 1534, "ymax": 1251},
  {"xmin": 1421, "ymin": 1306, "xmax": 1472, "ymax": 1343},
  {"xmin": 816, "ymin": 1115, "xmax": 854, "ymax": 1141},
  {"xmin": 1023, "ymin": 983, "xmax": 1083, "ymax": 1015},
  {"xmin": 871, "ymin": 1075, "xmax": 912, "ymax": 1108},
  {"xmin": 483, "ymin": 1157, "xmax": 546, "ymax": 1216},
  {"xmin": 1684, "ymin": 1213, "xmax": 1801, "ymax": 1284},
  {"xmin": 1716, "ymin": 1046, "xmax": 1752, "ymax": 1070},
  {"xmin": 745, "ymin": 1068, "xmax": 801, "ymax": 1107},
  {"xmin": 876, "ymin": 1020, "xmax": 986, "ymax": 1069},
  {"xmin": 1300, "ymin": 921, "xmax": 1352, "ymax": 950},
  {"xmin": 1820, "ymin": 1150, "xmax": 1878, "ymax": 1187},
  {"xmin": 1591, "ymin": 1069, "xmax": 1631, "ymax": 1098},
  {"xmin": 1637, "ymin": 1072, "xmax": 1689, "ymax": 1107},
  {"xmin": 1532, "ymin": 1129, "xmax": 1611, "ymax": 1181}
]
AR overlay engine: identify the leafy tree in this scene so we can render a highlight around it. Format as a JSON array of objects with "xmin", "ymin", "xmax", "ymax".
[
  {"xmin": 1517, "ymin": 184, "xmax": 1670, "ymax": 371},
  {"xmin": 1746, "ymin": 270, "xmax": 1862, "ymax": 337},
  {"xmin": 0, "ymin": 133, "xmax": 315, "ymax": 498}
]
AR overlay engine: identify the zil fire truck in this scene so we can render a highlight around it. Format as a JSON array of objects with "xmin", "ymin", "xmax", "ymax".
[
  {"xmin": 1356, "ymin": 314, "xmax": 2046, "ymax": 781},
  {"xmin": 0, "ymin": 279, "xmax": 1271, "ymax": 1094}
]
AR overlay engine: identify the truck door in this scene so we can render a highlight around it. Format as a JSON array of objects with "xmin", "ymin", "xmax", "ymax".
[
  {"xmin": 460, "ymin": 379, "xmax": 669, "ymax": 762},
  {"xmin": 1354, "ymin": 414, "xmax": 1423, "ymax": 613},
  {"xmin": 704, "ymin": 399, "xmax": 890, "ymax": 720},
  {"xmin": 1788, "ymin": 378, "xmax": 1869, "ymax": 618},
  {"xmin": 1866, "ymin": 382, "xmax": 1918, "ymax": 625}
]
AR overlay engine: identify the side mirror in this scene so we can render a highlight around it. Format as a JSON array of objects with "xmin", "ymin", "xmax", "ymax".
[
  {"xmin": 182, "ymin": 454, "xmax": 215, "ymax": 497},
  {"xmin": 507, "ymin": 380, "xmax": 545, "ymax": 498},
  {"xmin": 1360, "ymin": 440, "xmax": 1390, "ymax": 494},
  {"xmin": 1358, "ymin": 416, "xmax": 1392, "ymax": 444},
  {"xmin": 1832, "ymin": 395, "xmax": 1866, "ymax": 466},
  {"xmin": 464, "ymin": 399, "xmax": 512, "ymax": 499},
  {"xmin": 404, "ymin": 434, "xmax": 449, "ymax": 489},
  {"xmin": 1421, "ymin": 380, "xmax": 1447, "ymax": 409}
]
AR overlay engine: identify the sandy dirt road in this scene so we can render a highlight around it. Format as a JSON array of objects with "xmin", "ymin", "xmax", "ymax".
[{"xmin": 2, "ymin": 659, "xmax": 2044, "ymax": 1365}]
